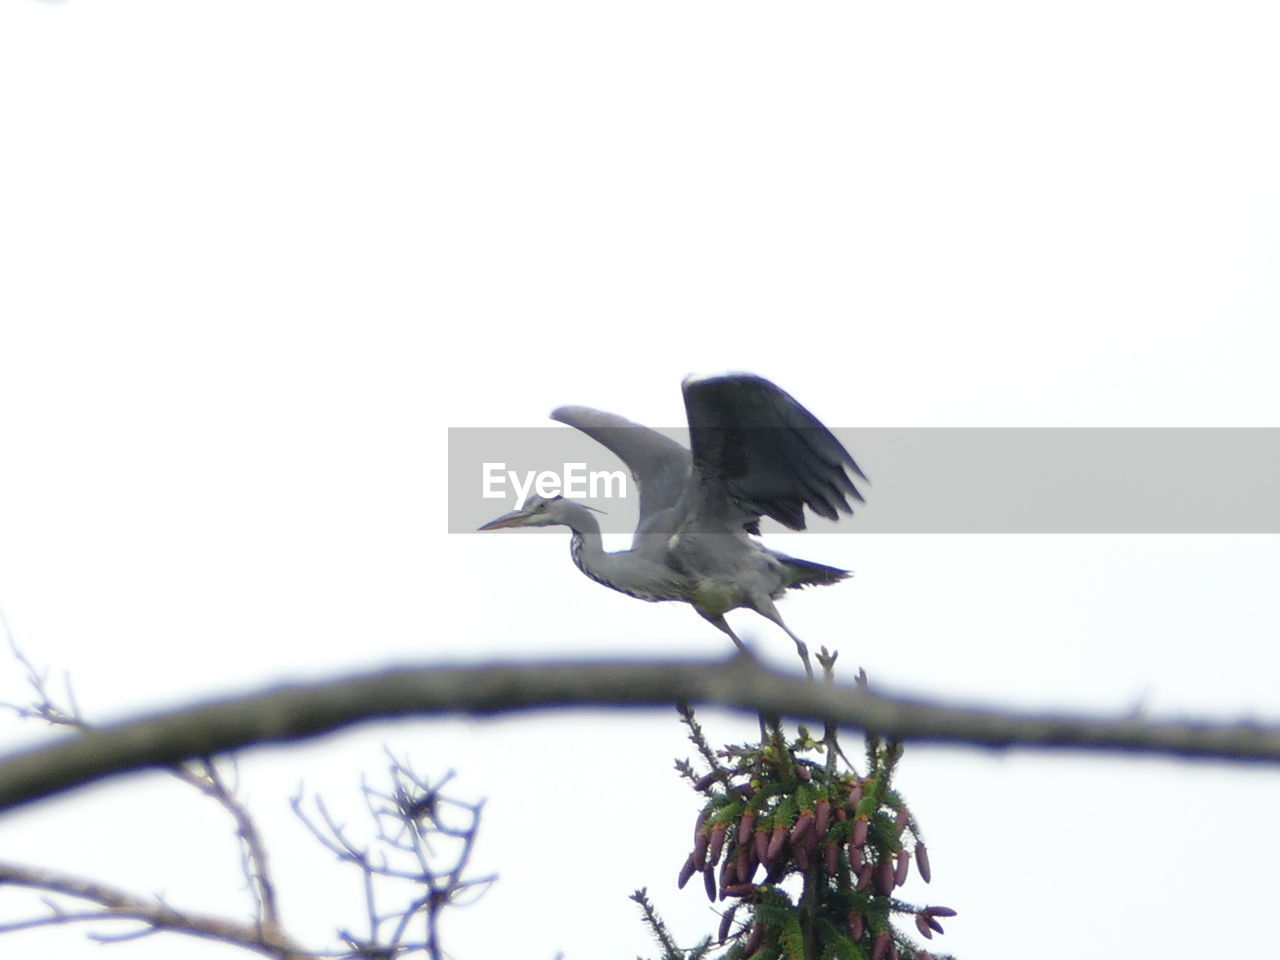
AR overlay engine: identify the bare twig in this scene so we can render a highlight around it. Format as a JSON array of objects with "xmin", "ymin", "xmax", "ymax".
[
  {"xmin": 293, "ymin": 756, "xmax": 494, "ymax": 960},
  {"xmin": 5, "ymin": 635, "xmax": 287, "ymax": 937},
  {"xmin": 3, "ymin": 637, "xmax": 494, "ymax": 958},
  {"xmin": 2, "ymin": 629, "xmax": 88, "ymax": 730},
  {"xmin": 0, "ymin": 859, "xmax": 309, "ymax": 958},
  {"xmin": 175, "ymin": 758, "xmax": 284, "ymax": 933}
]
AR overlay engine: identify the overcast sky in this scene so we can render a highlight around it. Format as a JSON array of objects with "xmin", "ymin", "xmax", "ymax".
[{"xmin": 1, "ymin": 3, "xmax": 1278, "ymax": 959}]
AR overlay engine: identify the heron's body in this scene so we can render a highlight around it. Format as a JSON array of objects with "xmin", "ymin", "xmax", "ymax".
[
  {"xmin": 562, "ymin": 503, "xmax": 848, "ymax": 610},
  {"xmin": 479, "ymin": 374, "xmax": 865, "ymax": 675}
]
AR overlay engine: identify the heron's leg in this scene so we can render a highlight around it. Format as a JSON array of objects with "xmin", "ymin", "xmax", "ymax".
[
  {"xmin": 753, "ymin": 600, "xmax": 814, "ymax": 680},
  {"xmin": 699, "ymin": 611, "xmax": 751, "ymax": 656}
]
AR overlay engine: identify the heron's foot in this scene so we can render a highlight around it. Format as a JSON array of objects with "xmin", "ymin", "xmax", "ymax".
[{"xmin": 793, "ymin": 638, "xmax": 814, "ymax": 680}]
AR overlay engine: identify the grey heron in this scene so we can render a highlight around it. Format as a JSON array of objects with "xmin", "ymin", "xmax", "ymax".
[{"xmin": 478, "ymin": 374, "xmax": 866, "ymax": 676}]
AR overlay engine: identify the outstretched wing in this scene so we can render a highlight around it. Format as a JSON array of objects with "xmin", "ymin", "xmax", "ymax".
[
  {"xmin": 681, "ymin": 373, "xmax": 866, "ymax": 531},
  {"xmin": 550, "ymin": 405, "xmax": 691, "ymax": 530}
]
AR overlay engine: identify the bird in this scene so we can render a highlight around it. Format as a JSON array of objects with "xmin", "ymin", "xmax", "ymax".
[{"xmin": 478, "ymin": 373, "xmax": 866, "ymax": 676}]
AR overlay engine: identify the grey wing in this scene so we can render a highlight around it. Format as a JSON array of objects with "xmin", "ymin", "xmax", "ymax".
[
  {"xmin": 550, "ymin": 405, "xmax": 692, "ymax": 530},
  {"xmin": 680, "ymin": 374, "xmax": 866, "ymax": 531}
]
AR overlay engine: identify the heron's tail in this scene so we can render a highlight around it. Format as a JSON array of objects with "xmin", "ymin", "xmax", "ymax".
[{"xmin": 773, "ymin": 552, "xmax": 851, "ymax": 590}]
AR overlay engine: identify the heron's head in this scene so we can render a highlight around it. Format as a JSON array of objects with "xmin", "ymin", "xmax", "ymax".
[{"xmin": 477, "ymin": 495, "xmax": 571, "ymax": 531}]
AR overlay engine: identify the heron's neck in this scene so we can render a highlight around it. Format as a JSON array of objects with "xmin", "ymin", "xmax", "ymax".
[
  {"xmin": 559, "ymin": 501, "xmax": 604, "ymax": 547},
  {"xmin": 559, "ymin": 501, "xmax": 612, "ymax": 580},
  {"xmin": 562, "ymin": 499, "xmax": 683, "ymax": 603}
]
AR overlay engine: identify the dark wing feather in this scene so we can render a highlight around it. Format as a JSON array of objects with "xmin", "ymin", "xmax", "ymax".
[
  {"xmin": 550, "ymin": 406, "xmax": 691, "ymax": 528},
  {"xmin": 681, "ymin": 374, "xmax": 866, "ymax": 531}
]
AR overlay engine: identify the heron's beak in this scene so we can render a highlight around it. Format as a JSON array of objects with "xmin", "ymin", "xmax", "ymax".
[{"xmin": 477, "ymin": 505, "xmax": 538, "ymax": 531}]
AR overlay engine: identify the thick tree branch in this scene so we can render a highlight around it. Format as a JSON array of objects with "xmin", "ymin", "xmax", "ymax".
[{"xmin": 2, "ymin": 654, "xmax": 1278, "ymax": 818}]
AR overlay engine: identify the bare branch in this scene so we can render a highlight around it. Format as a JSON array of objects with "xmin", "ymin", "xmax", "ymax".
[
  {"xmin": 190, "ymin": 758, "xmax": 284, "ymax": 933},
  {"xmin": 5, "ymin": 634, "xmax": 286, "ymax": 934},
  {"xmin": 1, "ymin": 628, "xmax": 88, "ymax": 730},
  {"xmin": 0, "ymin": 859, "xmax": 309, "ymax": 958},
  {"xmin": 3, "ymin": 638, "xmax": 492, "ymax": 958},
  {"xmin": 294, "ymin": 758, "xmax": 493, "ymax": 960},
  {"xmin": 3, "ymin": 654, "xmax": 1280, "ymax": 818}
]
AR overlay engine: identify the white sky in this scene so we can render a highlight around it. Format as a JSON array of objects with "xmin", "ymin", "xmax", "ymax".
[{"xmin": 1, "ymin": 2, "xmax": 1278, "ymax": 959}]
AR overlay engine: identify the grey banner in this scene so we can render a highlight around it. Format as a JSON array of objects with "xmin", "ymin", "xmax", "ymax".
[{"xmin": 450, "ymin": 427, "xmax": 1280, "ymax": 534}]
